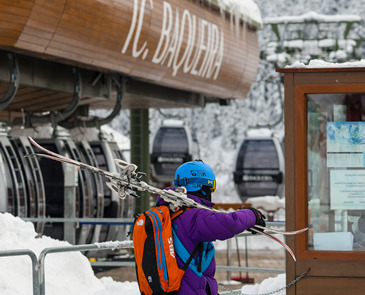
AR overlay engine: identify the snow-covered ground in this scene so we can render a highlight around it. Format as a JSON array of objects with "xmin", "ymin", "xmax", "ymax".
[
  {"xmin": 0, "ymin": 213, "xmax": 139, "ymax": 295},
  {"xmin": 0, "ymin": 212, "xmax": 286, "ymax": 295},
  {"xmin": 241, "ymin": 274, "xmax": 286, "ymax": 295}
]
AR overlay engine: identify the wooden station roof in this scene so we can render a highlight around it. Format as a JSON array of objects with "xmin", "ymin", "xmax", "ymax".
[{"xmin": 0, "ymin": 0, "xmax": 260, "ymax": 124}]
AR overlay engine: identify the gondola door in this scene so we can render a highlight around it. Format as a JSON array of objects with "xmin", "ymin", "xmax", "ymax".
[
  {"xmin": 63, "ymin": 139, "xmax": 94, "ymax": 244},
  {"xmin": 90, "ymin": 139, "xmax": 121, "ymax": 243},
  {"xmin": 36, "ymin": 138, "xmax": 74, "ymax": 241},
  {"xmin": 77, "ymin": 140, "xmax": 104, "ymax": 244}
]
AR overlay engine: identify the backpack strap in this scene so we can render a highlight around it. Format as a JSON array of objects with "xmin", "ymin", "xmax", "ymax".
[
  {"xmin": 171, "ymin": 207, "xmax": 190, "ymax": 220},
  {"xmin": 127, "ymin": 213, "xmax": 142, "ymax": 237},
  {"xmin": 182, "ymin": 242, "xmax": 203, "ymax": 272},
  {"xmin": 197, "ymin": 242, "xmax": 204, "ymax": 272}
]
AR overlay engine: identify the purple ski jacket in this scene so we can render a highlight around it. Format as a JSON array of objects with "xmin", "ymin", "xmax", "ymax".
[{"xmin": 157, "ymin": 192, "xmax": 257, "ymax": 295}]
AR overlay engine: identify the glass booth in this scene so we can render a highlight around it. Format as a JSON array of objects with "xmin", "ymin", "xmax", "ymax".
[
  {"xmin": 307, "ymin": 93, "xmax": 365, "ymax": 252},
  {"xmin": 278, "ymin": 67, "xmax": 365, "ymax": 295}
]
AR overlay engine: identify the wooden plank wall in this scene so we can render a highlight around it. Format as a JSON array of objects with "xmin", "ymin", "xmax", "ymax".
[{"xmin": 0, "ymin": 0, "xmax": 260, "ymax": 101}]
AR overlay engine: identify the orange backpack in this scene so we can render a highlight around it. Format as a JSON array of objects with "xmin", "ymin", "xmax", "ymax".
[{"xmin": 132, "ymin": 205, "xmax": 198, "ymax": 295}]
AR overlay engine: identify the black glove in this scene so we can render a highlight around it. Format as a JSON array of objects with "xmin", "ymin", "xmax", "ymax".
[{"xmin": 245, "ymin": 207, "xmax": 266, "ymax": 234}]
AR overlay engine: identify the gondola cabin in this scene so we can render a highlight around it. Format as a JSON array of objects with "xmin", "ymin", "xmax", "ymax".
[
  {"xmin": 1, "ymin": 127, "xmax": 46, "ymax": 235},
  {"xmin": 75, "ymin": 139, "xmax": 104, "ymax": 244},
  {"xmin": 75, "ymin": 127, "xmax": 132, "ymax": 244},
  {"xmin": 8, "ymin": 132, "xmax": 46, "ymax": 235},
  {"xmin": 151, "ymin": 121, "xmax": 197, "ymax": 185},
  {"xmin": 70, "ymin": 126, "xmax": 132, "ymax": 258},
  {"xmin": 19, "ymin": 125, "xmax": 94, "ymax": 244},
  {"xmin": 234, "ymin": 131, "xmax": 285, "ymax": 202},
  {"xmin": 0, "ymin": 125, "xmax": 27, "ymax": 218}
]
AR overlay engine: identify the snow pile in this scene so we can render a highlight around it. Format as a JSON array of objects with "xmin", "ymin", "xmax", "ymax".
[
  {"xmin": 287, "ymin": 59, "xmax": 365, "ymax": 68},
  {"xmin": 0, "ymin": 213, "xmax": 139, "ymax": 295},
  {"xmin": 241, "ymin": 273, "xmax": 286, "ymax": 295},
  {"xmin": 213, "ymin": 0, "xmax": 263, "ymax": 28},
  {"xmin": 264, "ymin": 10, "xmax": 361, "ymax": 24}
]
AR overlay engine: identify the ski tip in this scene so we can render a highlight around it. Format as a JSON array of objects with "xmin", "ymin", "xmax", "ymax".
[{"xmin": 28, "ymin": 137, "xmax": 37, "ymax": 146}]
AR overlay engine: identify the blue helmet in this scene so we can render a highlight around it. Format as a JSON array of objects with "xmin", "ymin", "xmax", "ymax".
[{"xmin": 174, "ymin": 160, "xmax": 216, "ymax": 192}]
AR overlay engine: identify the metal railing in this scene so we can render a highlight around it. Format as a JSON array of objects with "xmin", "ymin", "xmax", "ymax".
[
  {"xmin": 23, "ymin": 217, "xmax": 134, "ymax": 225},
  {"xmin": 0, "ymin": 241, "xmax": 133, "ymax": 295},
  {"xmin": 0, "ymin": 249, "xmax": 39, "ymax": 295}
]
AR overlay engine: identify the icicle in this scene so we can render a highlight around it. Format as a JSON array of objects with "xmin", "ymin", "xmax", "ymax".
[
  {"xmin": 235, "ymin": 12, "xmax": 239, "ymax": 39},
  {"xmin": 242, "ymin": 18, "xmax": 247, "ymax": 43},
  {"xmin": 230, "ymin": 12, "xmax": 233, "ymax": 31}
]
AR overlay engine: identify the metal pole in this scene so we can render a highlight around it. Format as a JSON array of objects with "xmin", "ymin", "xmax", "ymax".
[
  {"xmin": 131, "ymin": 109, "xmax": 150, "ymax": 213},
  {"xmin": 226, "ymin": 238, "xmax": 231, "ymax": 281},
  {"xmin": 244, "ymin": 235, "xmax": 249, "ymax": 279},
  {"xmin": 235, "ymin": 236, "xmax": 242, "ymax": 278}
]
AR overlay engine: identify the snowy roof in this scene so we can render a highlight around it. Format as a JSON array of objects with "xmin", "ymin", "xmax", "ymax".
[
  {"xmin": 286, "ymin": 59, "xmax": 365, "ymax": 68},
  {"xmin": 208, "ymin": 0, "xmax": 263, "ymax": 29},
  {"xmin": 264, "ymin": 11, "xmax": 361, "ymax": 24},
  {"xmin": 246, "ymin": 128, "xmax": 274, "ymax": 138},
  {"xmin": 162, "ymin": 119, "xmax": 185, "ymax": 127}
]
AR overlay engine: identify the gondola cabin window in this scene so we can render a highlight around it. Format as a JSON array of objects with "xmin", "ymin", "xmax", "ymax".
[{"xmin": 307, "ymin": 92, "xmax": 365, "ymax": 251}]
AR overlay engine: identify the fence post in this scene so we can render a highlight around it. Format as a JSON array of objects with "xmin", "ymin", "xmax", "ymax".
[{"xmin": 64, "ymin": 164, "xmax": 78, "ymax": 244}]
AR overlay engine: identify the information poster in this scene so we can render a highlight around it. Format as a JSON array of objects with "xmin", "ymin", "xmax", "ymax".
[
  {"xmin": 330, "ymin": 169, "xmax": 365, "ymax": 210},
  {"xmin": 327, "ymin": 122, "xmax": 365, "ymax": 209}
]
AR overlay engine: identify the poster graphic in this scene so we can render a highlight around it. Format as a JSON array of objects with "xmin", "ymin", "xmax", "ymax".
[
  {"xmin": 327, "ymin": 122, "xmax": 365, "ymax": 167},
  {"xmin": 327, "ymin": 122, "xmax": 365, "ymax": 209}
]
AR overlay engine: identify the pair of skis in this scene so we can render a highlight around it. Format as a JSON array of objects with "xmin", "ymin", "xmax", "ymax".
[{"xmin": 27, "ymin": 137, "xmax": 307, "ymax": 261}]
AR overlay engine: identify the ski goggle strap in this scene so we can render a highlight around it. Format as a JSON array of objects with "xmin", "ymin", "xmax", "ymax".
[{"xmin": 174, "ymin": 177, "xmax": 216, "ymax": 192}]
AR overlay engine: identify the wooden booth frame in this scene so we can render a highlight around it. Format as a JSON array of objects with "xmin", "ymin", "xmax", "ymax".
[{"xmin": 280, "ymin": 68, "xmax": 365, "ymax": 295}]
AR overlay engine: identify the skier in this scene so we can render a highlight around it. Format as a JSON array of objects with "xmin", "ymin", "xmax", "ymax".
[{"xmin": 156, "ymin": 160, "xmax": 266, "ymax": 295}]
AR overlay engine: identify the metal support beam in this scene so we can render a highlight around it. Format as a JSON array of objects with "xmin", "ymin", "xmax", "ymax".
[
  {"xmin": 131, "ymin": 109, "xmax": 150, "ymax": 213},
  {"xmin": 12, "ymin": 67, "xmax": 82, "ymax": 127},
  {"xmin": 0, "ymin": 52, "xmax": 19, "ymax": 111}
]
